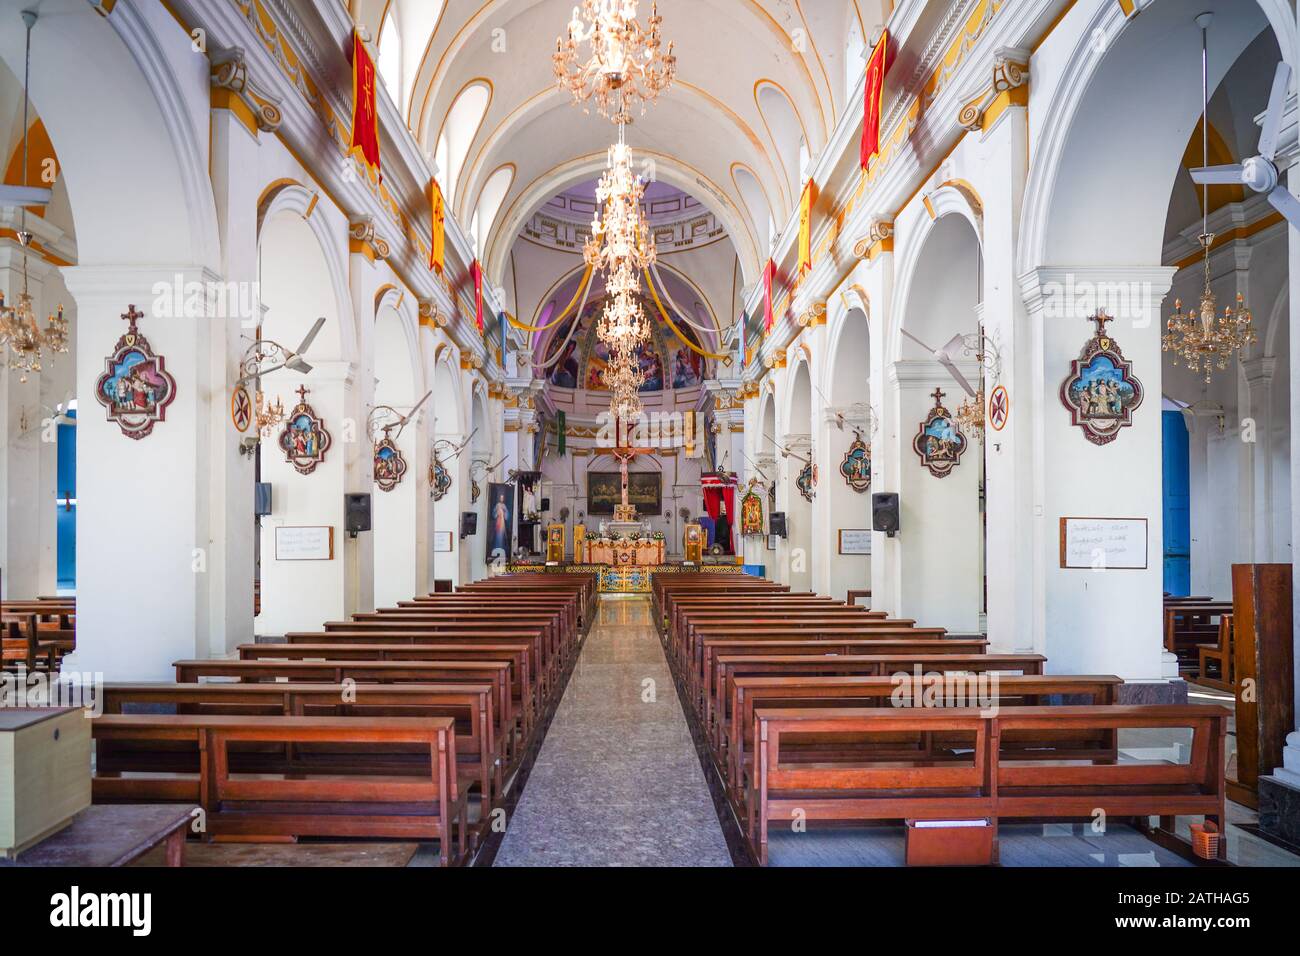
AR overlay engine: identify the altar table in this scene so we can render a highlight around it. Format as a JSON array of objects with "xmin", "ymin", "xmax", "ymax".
[{"xmin": 583, "ymin": 540, "xmax": 665, "ymax": 566}]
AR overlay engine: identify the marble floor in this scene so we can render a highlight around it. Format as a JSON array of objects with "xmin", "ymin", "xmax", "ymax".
[{"xmin": 492, "ymin": 596, "xmax": 733, "ymax": 866}]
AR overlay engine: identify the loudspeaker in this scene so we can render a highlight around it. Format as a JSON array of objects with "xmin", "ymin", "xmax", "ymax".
[
  {"xmin": 254, "ymin": 482, "xmax": 272, "ymax": 517},
  {"xmin": 540, "ymin": 497, "xmax": 550, "ymax": 512},
  {"xmin": 769, "ymin": 511, "xmax": 787, "ymax": 538},
  {"xmin": 460, "ymin": 511, "xmax": 477, "ymax": 538},
  {"xmin": 344, "ymin": 493, "xmax": 371, "ymax": 535},
  {"xmin": 872, "ymin": 492, "xmax": 900, "ymax": 536}
]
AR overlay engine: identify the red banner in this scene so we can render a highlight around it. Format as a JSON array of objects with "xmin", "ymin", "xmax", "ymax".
[
  {"xmin": 471, "ymin": 259, "xmax": 484, "ymax": 332},
  {"xmin": 762, "ymin": 259, "xmax": 776, "ymax": 332},
  {"xmin": 350, "ymin": 30, "xmax": 381, "ymax": 178},
  {"xmin": 429, "ymin": 177, "xmax": 446, "ymax": 273},
  {"xmin": 860, "ymin": 30, "xmax": 890, "ymax": 171}
]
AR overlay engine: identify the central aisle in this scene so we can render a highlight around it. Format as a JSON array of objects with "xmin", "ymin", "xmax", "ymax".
[{"xmin": 493, "ymin": 596, "xmax": 733, "ymax": 866}]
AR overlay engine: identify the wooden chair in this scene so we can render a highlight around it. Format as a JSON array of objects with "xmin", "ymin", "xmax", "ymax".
[{"xmin": 1197, "ymin": 612, "xmax": 1234, "ymax": 692}]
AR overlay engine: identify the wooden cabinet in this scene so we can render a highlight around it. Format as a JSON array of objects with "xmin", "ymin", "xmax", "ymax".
[
  {"xmin": 1229, "ymin": 563, "xmax": 1295, "ymax": 807},
  {"xmin": 0, "ymin": 707, "xmax": 91, "ymax": 858}
]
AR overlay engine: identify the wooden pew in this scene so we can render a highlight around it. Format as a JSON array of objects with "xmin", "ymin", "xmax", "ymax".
[
  {"xmin": 91, "ymin": 714, "xmax": 471, "ymax": 865},
  {"xmin": 1197, "ymin": 613, "xmax": 1234, "ymax": 692},
  {"xmin": 696, "ymin": 636, "xmax": 989, "ymax": 719},
  {"xmin": 98, "ymin": 681, "xmax": 502, "ymax": 816},
  {"xmin": 725, "ymin": 674, "xmax": 1124, "ymax": 814},
  {"xmin": 709, "ymin": 653, "xmax": 1048, "ymax": 753},
  {"xmin": 172, "ymin": 659, "xmax": 520, "ymax": 763},
  {"xmin": 751, "ymin": 704, "xmax": 1229, "ymax": 865},
  {"xmin": 680, "ymin": 620, "xmax": 934, "ymax": 681}
]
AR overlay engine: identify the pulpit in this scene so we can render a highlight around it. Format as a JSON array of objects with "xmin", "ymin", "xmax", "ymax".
[
  {"xmin": 683, "ymin": 522, "xmax": 703, "ymax": 564},
  {"xmin": 546, "ymin": 524, "xmax": 565, "ymax": 564}
]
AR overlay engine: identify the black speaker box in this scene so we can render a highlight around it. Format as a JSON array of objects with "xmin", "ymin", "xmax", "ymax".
[
  {"xmin": 344, "ymin": 493, "xmax": 372, "ymax": 535},
  {"xmin": 769, "ymin": 511, "xmax": 787, "ymax": 538},
  {"xmin": 254, "ymin": 482, "xmax": 272, "ymax": 517},
  {"xmin": 872, "ymin": 492, "xmax": 900, "ymax": 536},
  {"xmin": 460, "ymin": 511, "xmax": 478, "ymax": 537}
]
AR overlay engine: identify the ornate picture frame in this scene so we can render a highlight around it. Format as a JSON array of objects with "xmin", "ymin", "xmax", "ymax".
[
  {"xmin": 839, "ymin": 436, "xmax": 871, "ymax": 492},
  {"xmin": 739, "ymin": 489, "xmax": 764, "ymax": 535},
  {"xmin": 94, "ymin": 305, "xmax": 177, "ymax": 440},
  {"xmin": 430, "ymin": 457, "xmax": 452, "ymax": 501},
  {"xmin": 796, "ymin": 461, "xmax": 817, "ymax": 502},
  {"xmin": 374, "ymin": 432, "xmax": 408, "ymax": 491},
  {"xmin": 278, "ymin": 385, "xmax": 332, "ymax": 475},
  {"xmin": 912, "ymin": 387, "xmax": 967, "ymax": 478},
  {"xmin": 1059, "ymin": 311, "xmax": 1144, "ymax": 446}
]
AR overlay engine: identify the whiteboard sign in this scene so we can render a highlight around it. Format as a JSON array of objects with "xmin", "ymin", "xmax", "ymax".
[
  {"xmin": 432, "ymin": 531, "xmax": 453, "ymax": 553},
  {"xmin": 1059, "ymin": 517, "xmax": 1147, "ymax": 570},
  {"xmin": 274, "ymin": 525, "xmax": 334, "ymax": 561},
  {"xmin": 838, "ymin": 529, "xmax": 872, "ymax": 555}
]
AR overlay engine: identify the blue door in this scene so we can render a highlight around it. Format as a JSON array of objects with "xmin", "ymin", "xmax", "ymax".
[
  {"xmin": 56, "ymin": 410, "xmax": 76, "ymax": 592},
  {"xmin": 1162, "ymin": 410, "xmax": 1191, "ymax": 595}
]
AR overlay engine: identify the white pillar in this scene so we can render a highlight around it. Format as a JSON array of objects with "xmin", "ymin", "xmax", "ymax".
[
  {"xmin": 1020, "ymin": 267, "xmax": 1176, "ymax": 688},
  {"xmin": 60, "ymin": 266, "xmax": 221, "ymax": 679}
]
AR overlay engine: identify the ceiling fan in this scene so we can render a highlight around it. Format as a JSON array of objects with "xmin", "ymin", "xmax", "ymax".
[
  {"xmin": 235, "ymin": 316, "xmax": 327, "ymax": 387},
  {"xmin": 1189, "ymin": 60, "xmax": 1300, "ymax": 229},
  {"xmin": 899, "ymin": 328, "xmax": 977, "ymax": 397}
]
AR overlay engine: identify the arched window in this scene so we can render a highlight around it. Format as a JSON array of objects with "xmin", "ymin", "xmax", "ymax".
[
  {"xmin": 756, "ymin": 82, "xmax": 807, "ymax": 212},
  {"xmin": 436, "ymin": 81, "xmax": 491, "ymax": 209},
  {"xmin": 844, "ymin": 13, "xmax": 865, "ymax": 103},
  {"xmin": 378, "ymin": 10, "xmax": 401, "ymax": 109},
  {"xmin": 473, "ymin": 165, "xmax": 514, "ymax": 255}
]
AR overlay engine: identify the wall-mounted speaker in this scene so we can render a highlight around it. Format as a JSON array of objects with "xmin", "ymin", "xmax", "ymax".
[
  {"xmin": 460, "ymin": 511, "xmax": 477, "ymax": 538},
  {"xmin": 254, "ymin": 482, "xmax": 272, "ymax": 517},
  {"xmin": 769, "ymin": 511, "xmax": 787, "ymax": 538},
  {"xmin": 344, "ymin": 493, "xmax": 371, "ymax": 536},
  {"xmin": 540, "ymin": 497, "xmax": 550, "ymax": 512},
  {"xmin": 872, "ymin": 492, "xmax": 900, "ymax": 537}
]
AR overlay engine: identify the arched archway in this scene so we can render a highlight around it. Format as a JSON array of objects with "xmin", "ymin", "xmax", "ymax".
[
  {"xmin": 429, "ymin": 349, "xmax": 464, "ymax": 586},
  {"xmin": 372, "ymin": 295, "xmax": 426, "ymax": 607},
  {"xmin": 783, "ymin": 359, "xmax": 814, "ymax": 591},
  {"xmin": 823, "ymin": 305, "xmax": 872, "ymax": 600},
  {"xmin": 891, "ymin": 212, "xmax": 983, "ymax": 633}
]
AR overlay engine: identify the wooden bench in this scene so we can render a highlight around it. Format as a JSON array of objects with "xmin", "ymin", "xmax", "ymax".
[
  {"xmin": 172, "ymin": 659, "xmax": 520, "ymax": 762},
  {"xmin": 752, "ymin": 704, "xmax": 1228, "ymax": 865},
  {"xmin": 725, "ymin": 674, "xmax": 1124, "ymax": 817},
  {"xmin": 98, "ymin": 681, "xmax": 503, "ymax": 818},
  {"xmin": 91, "ymin": 714, "xmax": 471, "ymax": 865},
  {"xmin": 1197, "ymin": 613, "xmax": 1234, "ymax": 692}
]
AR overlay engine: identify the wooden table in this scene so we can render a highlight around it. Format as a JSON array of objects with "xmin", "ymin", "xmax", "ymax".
[{"xmin": 0, "ymin": 804, "xmax": 193, "ymax": 867}]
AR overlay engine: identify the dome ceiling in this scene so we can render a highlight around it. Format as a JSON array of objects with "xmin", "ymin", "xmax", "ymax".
[{"xmin": 358, "ymin": 0, "xmax": 884, "ymax": 288}]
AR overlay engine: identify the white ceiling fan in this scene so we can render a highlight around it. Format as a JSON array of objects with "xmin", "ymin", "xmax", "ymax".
[
  {"xmin": 1189, "ymin": 59, "xmax": 1300, "ymax": 229},
  {"xmin": 899, "ymin": 328, "xmax": 977, "ymax": 397},
  {"xmin": 235, "ymin": 316, "xmax": 327, "ymax": 387}
]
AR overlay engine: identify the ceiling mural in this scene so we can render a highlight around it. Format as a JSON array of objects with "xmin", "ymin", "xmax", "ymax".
[{"xmin": 545, "ymin": 293, "xmax": 707, "ymax": 393}]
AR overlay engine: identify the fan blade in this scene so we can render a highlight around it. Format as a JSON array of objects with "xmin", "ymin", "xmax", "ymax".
[
  {"xmin": 900, "ymin": 327, "xmax": 936, "ymax": 353},
  {"xmin": 938, "ymin": 332, "xmax": 966, "ymax": 362},
  {"xmin": 1259, "ymin": 62, "xmax": 1291, "ymax": 161},
  {"xmin": 938, "ymin": 355, "xmax": 977, "ymax": 397},
  {"xmin": 0, "ymin": 184, "xmax": 51, "ymax": 207},
  {"xmin": 1188, "ymin": 164, "xmax": 1245, "ymax": 185},
  {"xmin": 401, "ymin": 390, "xmax": 433, "ymax": 424},
  {"xmin": 285, "ymin": 317, "xmax": 326, "ymax": 368},
  {"xmin": 1267, "ymin": 185, "xmax": 1300, "ymax": 228}
]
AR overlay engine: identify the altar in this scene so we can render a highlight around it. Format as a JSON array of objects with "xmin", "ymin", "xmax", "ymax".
[{"xmin": 581, "ymin": 537, "xmax": 665, "ymax": 566}]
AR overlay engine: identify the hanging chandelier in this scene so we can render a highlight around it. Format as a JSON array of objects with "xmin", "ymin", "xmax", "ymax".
[
  {"xmin": 554, "ymin": 0, "xmax": 676, "ymax": 125},
  {"xmin": 0, "ymin": 13, "xmax": 69, "ymax": 383},
  {"xmin": 253, "ymin": 390, "xmax": 286, "ymax": 439},
  {"xmin": 585, "ymin": 140, "xmax": 655, "ymax": 275},
  {"xmin": 1162, "ymin": 16, "xmax": 1256, "ymax": 383},
  {"xmin": 955, "ymin": 386, "xmax": 985, "ymax": 441}
]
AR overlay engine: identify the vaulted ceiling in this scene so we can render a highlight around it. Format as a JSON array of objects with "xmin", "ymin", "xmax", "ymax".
[{"xmin": 353, "ymin": 0, "xmax": 887, "ymax": 292}]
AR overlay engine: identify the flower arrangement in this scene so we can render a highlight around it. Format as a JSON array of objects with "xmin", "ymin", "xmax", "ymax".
[{"xmin": 652, "ymin": 531, "xmax": 665, "ymax": 541}]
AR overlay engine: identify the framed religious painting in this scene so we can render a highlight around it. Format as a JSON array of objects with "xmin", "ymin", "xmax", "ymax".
[
  {"xmin": 94, "ymin": 304, "xmax": 177, "ymax": 440},
  {"xmin": 839, "ymin": 436, "xmax": 871, "ymax": 492},
  {"xmin": 740, "ymin": 489, "xmax": 764, "ymax": 536},
  {"xmin": 430, "ymin": 457, "xmax": 452, "ymax": 501},
  {"xmin": 278, "ymin": 385, "xmax": 332, "ymax": 475},
  {"xmin": 796, "ymin": 461, "xmax": 817, "ymax": 502},
  {"xmin": 374, "ymin": 432, "xmax": 408, "ymax": 491},
  {"xmin": 1059, "ymin": 311, "xmax": 1144, "ymax": 446},
  {"xmin": 912, "ymin": 387, "xmax": 967, "ymax": 478}
]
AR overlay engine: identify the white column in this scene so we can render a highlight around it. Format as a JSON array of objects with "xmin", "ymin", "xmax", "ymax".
[
  {"xmin": 1020, "ymin": 267, "xmax": 1176, "ymax": 686},
  {"xmin": 1240, "ymin": 356, "xmax": 1276, "ymax": 561},
  {"xmin": 60, "ymin": 266, "xmax": 220, "ymax": 679},
  {"xmin": 863, "ymin": 245, "xmax": 897, "ymax": 615}
]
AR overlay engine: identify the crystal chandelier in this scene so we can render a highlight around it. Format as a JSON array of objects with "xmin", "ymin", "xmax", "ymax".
[
  {"xmin": 955, "ymin": 386, "xmax": 985, "ymax": 442},
  {"xmin": 585, "ymin": 140, "xmax": 655, "ymax": 275},
  {"xmin": 254, "ymin": 390, "xmax": 286, "ymax": 439},
  {"xmin": 1163, "ymin": 238, "xmax": 1256, "ymax": 384},
  {"xmin": 1162, "ymin": 18, "xmax": 1256, "ymax": 383},
  {"xmin": 0, "ymin": 14, "xmax": 69, "ymax": 384},
  {"xmin": 554, "ymin": 0, "xmax": 676, "ymax": 125}
]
